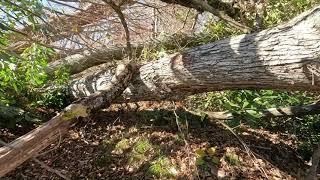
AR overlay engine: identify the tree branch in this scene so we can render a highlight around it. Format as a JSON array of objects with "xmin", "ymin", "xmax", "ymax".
[
  {"xmin": 46, "ymin": 33, "xmax": 197, "ymax": 75},
  {"xmin": 0, "ymin": 139, "xmax": 70, "ymax": 180},
  {"xmin": 67, "ymin": 6, "xmax": 320, "ymax": 101},
  {"xmin": 160, "ymin": 0, "xmax": 251, "ymax": 33},
  {"xmin": 103, "ymin": 0, "xmax": 133, "ymax": 59},
  {"xmin": 189, "ymin": 0, "xmax": 251, "ymax": 33},
  {"xmin": 187, "ymin": 102, "xmax": 320, "ymax": 120}
]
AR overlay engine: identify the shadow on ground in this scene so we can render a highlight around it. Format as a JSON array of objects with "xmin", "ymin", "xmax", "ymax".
[{"xmin": 5, "ymin": 108, "xmax": 308, "ymax": 179}]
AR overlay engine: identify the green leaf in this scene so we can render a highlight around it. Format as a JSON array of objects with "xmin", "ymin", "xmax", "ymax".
[{"xmin": 242, "ymin": 101, "xmax": 249, "ymax": 109}]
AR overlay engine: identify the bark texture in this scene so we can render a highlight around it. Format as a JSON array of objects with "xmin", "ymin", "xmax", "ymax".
[
  {"xmin": 0, "ymin": 64, "xmax": 135, "ymax": 177},
  {"xmin": 70, "ymin": 6, "xmax": 320, "ymax": 102},
  {"xmin": 46, "ymin": 45, "xmax": 128, "ymax": 75}
]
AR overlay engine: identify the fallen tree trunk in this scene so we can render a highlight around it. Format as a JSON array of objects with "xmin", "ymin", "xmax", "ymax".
[
  {"xmin": 187, "ymin": 102, "xmax": 320, "ymax": 120},
  {"xmin": 0, "ymin": 64, "xmax": 135, "ymax": 177},
  {"xmin": 46, "ymin": 34, "xmax": 197, "ymax": 75},
  {"xmin": 69, "ymin": 6, "xmax": 320, "ymax": 102}
]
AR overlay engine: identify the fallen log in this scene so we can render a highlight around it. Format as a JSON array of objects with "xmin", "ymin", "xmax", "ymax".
[
  {"xmin": 69, "ymin": 6, "xmax": 320, "ymax": 102},
  {"xmin": 187, "ymin": 102, "xmax": 320, "ymax": 120},
  {"xmin": 0, "ymin": 64, "xmax": 135, "ymax": 177},
  {"xmin": 46, "ymin": 34, "xmax": 197, "ymax": 75}
]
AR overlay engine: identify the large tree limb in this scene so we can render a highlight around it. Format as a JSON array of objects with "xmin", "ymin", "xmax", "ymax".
[
  {"xmin": 0, "ymin": 64, "xmax": 135, "ymax": 177},
  {"xmin": 46, "ymin": 33, "xmax": 196, "ymax": 75},
  {"xmin": 187, "ymin": 102, "xmax": 320, "ymax": 120},
  {"xmin": 69, "ymin": 6, "xmax": 320, "ymax": 102}
]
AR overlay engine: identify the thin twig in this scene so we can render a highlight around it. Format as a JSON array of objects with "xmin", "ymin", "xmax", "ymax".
[
  {"xmin": 217, "ymin": 121, "xmax": 269, "ymax": 179},
  {"xmin": 32, "ymin": 158, "xmax": 70, "ymax": 180},
  {"xmin": 175, "ymin": 8, "xmax": 191, "ymax": 33}
]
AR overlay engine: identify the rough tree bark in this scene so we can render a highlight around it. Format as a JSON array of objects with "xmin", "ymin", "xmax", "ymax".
[
  {"xmin": 0, "ymin": 64, "xmax": 135, "ymax": 177},
  {"xmin": 69, "ymin": 6, "xmax": 320, "ymax": 102}
]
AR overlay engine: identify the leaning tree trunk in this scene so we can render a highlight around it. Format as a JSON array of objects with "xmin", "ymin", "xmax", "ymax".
[
  {"xmin": 69, "ymin": 6, "xmax": 320, "ymax": 102},
  {"xmin": 0, "ymin": 64, "xmax": 135, "ymax": 177}
]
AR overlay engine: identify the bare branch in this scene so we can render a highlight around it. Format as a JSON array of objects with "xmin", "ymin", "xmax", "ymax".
[
  {"xmin": 189, "ymin": 0, "xmax": 251, "ymax": 33},
  {"xmin": 103, "ymin": 0, "xmax": 133, "ymax": 59}
]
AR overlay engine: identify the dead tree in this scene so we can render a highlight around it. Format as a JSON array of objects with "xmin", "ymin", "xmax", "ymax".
[
  {"xmin": 69, "ymin": 6, "xmax": 320, "ymax": 102},
  {"xmin": 1, "ymin": 5, "xmax": 320, "ymax": 177}
]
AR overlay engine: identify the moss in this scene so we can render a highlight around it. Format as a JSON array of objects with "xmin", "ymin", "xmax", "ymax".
[
  {"xmin": 128, "ymin": 138, "xmax": 153, "ymax": 167},
  {"xmin": 148, "ymin": 157, "xmax": 177, "ymax": 178},
  {"xmin": 62, "ymin": 104, "xmax": 88, "ymax": 120},
  {"xmin": 133, "ymin": 138, "xmax": 152, "ymax": 154},
  {"xmin": 112, "ymin": 138, "xmax": 131, "ymax": 154},
  {"xmin": 225, "ymin": 152, "xmax": 240, "ymax": 166}
]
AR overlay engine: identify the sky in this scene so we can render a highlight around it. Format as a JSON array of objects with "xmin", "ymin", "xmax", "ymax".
[{"xmin": 42, "ymin": 0, "xmax": 80, "ymax": 15}]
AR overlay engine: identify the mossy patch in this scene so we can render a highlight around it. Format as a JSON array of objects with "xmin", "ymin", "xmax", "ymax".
[
  {"xmin": 112, "ymin": 138, "xmax": 131, "ymax": 154},
  {"xmin": 148, "ymin": 157, "xmax": 177, "ymax": 178},
  {"xmin": 225, "ymin": 152, "xmax": 240, "ymax": 166},
  {"xmin": 128, "ymin": 138, "xmax": 154, "ymax": 167}
]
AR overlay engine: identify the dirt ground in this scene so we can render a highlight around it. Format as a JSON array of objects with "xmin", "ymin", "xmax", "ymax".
[{"xmin": 1, "ymin": 102, "xmax": 312, "ymax": 179}]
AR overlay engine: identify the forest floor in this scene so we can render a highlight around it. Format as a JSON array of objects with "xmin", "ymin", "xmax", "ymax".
[{"xmin": 1, "ymin": 101, "xmax": 311, "ymax": 179}]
